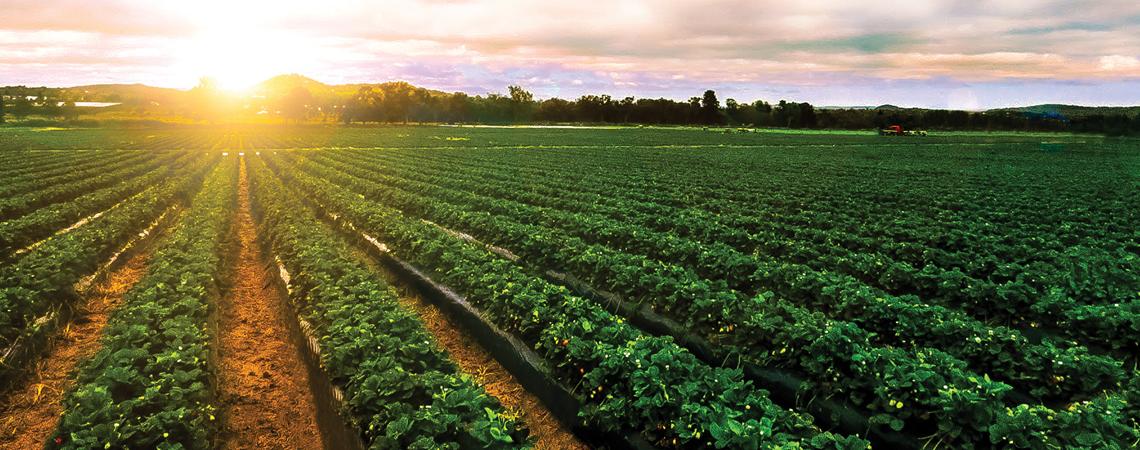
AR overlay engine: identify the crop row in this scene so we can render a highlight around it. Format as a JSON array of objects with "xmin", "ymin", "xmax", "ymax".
[
  {"xmin": 389, "ymin": 146, "xmax": 1136, "ymax": 298},
  {"xmin": 0, "ymin": 152, "xmax": 172, "ymax": 221},
  {"xmin": 5, "ymin": 126, "xmax": 1107, "ymax": 152},
  {"xmin": 333, "ymin": 149, "xmax": 1139, "ymax": 355},
  {"xmin": 487, "ymin": 144, "xmax": 1133, "ymax": 252},
  {"xmin": 261, "ymin": 154, "xmax": 870, "ymax": 449},
  {"xmin": 380, "ymin": 147, "xmax": 1137, "ymax": 312},
  {"xmin": 401, "ymin": 145, "xmax": 1135, "ymax": 286},
  {"xmin": 276, "ymin": 150, "xmax": 1139, "ymax": 448},
  {"xmin": 0, "ymin": 154, "xmax": 217, "ymax": 380},
  {"xmin": 299, "ymin": 151, "xmax": 1123, "ymax": 401},
  {"xmin": 0, "ymin": 152, "xmax": 194, "ymax": 256},
  {"xmin": 53, "ymin": 159, "xmax": 237, "ymax": 449},
  {"xmin": 0, "ymin": 151, "xmax": 80, "ymax": 176},
  {"xmin": 288, "ymin": 152, "xmax": 1013, "ymax": 439},
  {"xmin": 0, "ymin": 151, "xmax": 143, "ymax": 199},
  {"xmin": 245, "ymin": 156, "xmax": 530, "ymax": 448},
  {"xmin": 0, "ymin": 151, "xmax": 136, "ymax": 192}
]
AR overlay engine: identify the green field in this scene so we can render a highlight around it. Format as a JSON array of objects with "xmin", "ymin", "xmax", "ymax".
[{"xmin": 1, "ymin": 126, "xmax": 1137, "ymax": 449}]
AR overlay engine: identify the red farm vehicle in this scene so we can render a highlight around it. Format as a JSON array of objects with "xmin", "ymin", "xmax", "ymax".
[{"xmin": 879, "ymin": 124, "xmax": 927, "ymax": 136}]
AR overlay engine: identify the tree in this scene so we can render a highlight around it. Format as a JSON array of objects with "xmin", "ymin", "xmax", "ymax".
[
  {"xmin": 752, "ymin": 100, "xmax": 773, "ymax": 126},
  {"xmin": 343, "ymin": 86, "xmax": 383, "ymax": 123},
  {"xmin": 507, "ymin": 85, "xmax": 535, "ymax": 121},
  {"xmin": 60, "ymin": 101, "xmax": 78, "ymax": 121},
  {"xmin": 11, "ymin": 95, "xmax": 32, "ymax": 120},
  {"xmin": 383, "ymin": 82, "xmax": 415, "ymax": 123},
  {"xmin": 535, "ymin": 98, "xmax": 574, "ymax": 122},
  {"xmin": 445, "ymin": 92, "xmax": 470, "ymax": 123},
  {"xmin": 281, "ymin": 86, "xmax": 313, "ymax": 123},
  {"xmin": 724, "ymin": 98, "xmax": 740, "ymax": 124},
  {"xmin": 618, "ymin": 96, "xmax": 635, "ymax": 123},
  {"xmin": 798, "ymin": 102, "xmax": 817, "ymax": 128},
  {"xmin": 576, "ymin": 95, "xmax": 612, "ymax": 122},
  {"xmin": 773, "ymin": 100, "xmax": 792, "ymax": 127},
  {"xmin": 0, "ymin": 94, "xmax": 5, "ymax": 124},
  {"xmin": 700, "ymin": 90, "xmax": 722, "ymax": 124},
  {"xmin": 188, "ymin": 77, "xmax": 226, "ymax": 122}
]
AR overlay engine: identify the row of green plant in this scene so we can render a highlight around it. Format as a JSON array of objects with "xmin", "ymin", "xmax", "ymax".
[
  {"xmin": 0, "ymin": 151, "xmax": 169, "ymax": 220},
  {"xmin": 0, "ymin": 154, "xmax": 216, "ymax": 379},
  {"xmin": 301, "ymin": 151, "xmax": 1123, "ymax": 401},
  {"xmin": 246, "ymin": 156, "xmax": 530, "ymax": 449},
  {"xmin": 285, "ymin": 153, "xmax": 1004, "ymax": 442},
  {"xmin": 263, "ymin": 154, "xmax": 870, "ymax": 450},
  {"xmin": 529, "ymin": 143, "xmax": 1132, "ymax": 253},
  {"xmin": 1, "ymin": 125, "xmax": 1108, "ymax": 151},
  {"xmin": 0, "ymin": 151, "xmax": 138, "ymax": 195},
  {"xmin": 53, "ymin": 160, "xmax": 238, "ymax": 449},
  {"xmin": 0, "ymin": 151, "xmax": 193, "ymax": 256},
  {"xmin": 321, "ymin": 147, "xmax": 1136, "ymax": 313},
  {"xmin": 285, "ymin": 150, "xmax": 1138, "ymax": 448},
  {"xmin": 0, "ymin": 150, "xmax": 86, "ymax": 178},
  {"xmin": 348, "ymin": 147, "xmax": 1137, "ymax": 310},
  {"xmin": 0, "ymin": 149, "xmax": 143, "ymax": 199},
  {"xmin": 0, "ymin": 149, "xmax": 140, "ymax": 195},
  {"xmin": 330, "ymin": 148, "xmax": 1139, "ymax": 355},
  {"xmin": 484, "ymin": 149, "xmax": 1133, "ymax": 313},
  {"xmin": 376, "ymin": 144, "xmax": 1134, "ymax": 299},
  {"xmin": 0, "ymin": 128, "xmax": 334, "ymax": 153}
]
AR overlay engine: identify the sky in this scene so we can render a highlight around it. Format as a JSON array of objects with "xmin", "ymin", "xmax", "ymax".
[{"xmin": 2, "ymin": 0, "xmax": 1139, "ymax": 109}]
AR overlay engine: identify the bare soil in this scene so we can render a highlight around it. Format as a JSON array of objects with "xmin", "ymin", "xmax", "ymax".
[
  {"xmin": 214, "ymin": 159, "xmax": 323, "ymax": 450},
  {"xmin": 0, "ymin": 235, "xmax": 155, "ymax": 449},
  {"xmin": 358, "ymin": 251, "xmax": 588, "ymax": 450}
]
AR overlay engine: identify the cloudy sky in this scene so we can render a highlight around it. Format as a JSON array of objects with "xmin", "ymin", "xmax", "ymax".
[{"xmin": 2, "ymin": 0, "xmax": 1139, "ymax": 108}]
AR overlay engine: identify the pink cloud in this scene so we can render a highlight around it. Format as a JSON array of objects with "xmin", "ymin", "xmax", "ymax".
[{"xmin": 1, "ymin": 0, "xmax": 1138, "ymax": 107}]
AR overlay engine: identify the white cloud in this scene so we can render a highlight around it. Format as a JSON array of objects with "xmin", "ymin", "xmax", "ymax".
[
  {"xmin": 1, "ymin": 0, "xmax": 1139, "ymax": 103},
  {"xmin": 1099, "ymin": 55, "xmax": 1140, "ymax": 72}
]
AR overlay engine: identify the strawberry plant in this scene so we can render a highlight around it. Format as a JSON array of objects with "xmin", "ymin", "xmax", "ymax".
[
  {"xmin": 246, "ymin": 156, "xmax": 530, "ymax": 449},
  {"xmin": 53, "ymin": 158, "xmax": 237, "ymax": 449}
]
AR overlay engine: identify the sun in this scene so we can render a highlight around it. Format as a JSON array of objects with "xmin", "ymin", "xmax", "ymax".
[
  {"xmin": 170, "ymin": 1, "xmax": 315, "ymax": 92},
  {"xmin": 179, "ymin": 31, "xmax": 285, "ymax": 92}
]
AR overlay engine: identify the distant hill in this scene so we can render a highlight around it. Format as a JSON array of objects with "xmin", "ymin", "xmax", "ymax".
[
  {"xmin": 251, "ymin": 74, "xmax": 450, "ymax": 100},
  {"xmin": 57, "ymin": 83, "xmax": 186, "ymax": 106},
  {"xmin": 997, "ymin": 104, "xmax": 1140, "ymax": 118},
  {"xmin": 816, "ymin": 105, "xmax": 877, "ymax": 110},
  {"xmin": 253, "ymin": 74, "xmax": 335, "ymax": 97}
]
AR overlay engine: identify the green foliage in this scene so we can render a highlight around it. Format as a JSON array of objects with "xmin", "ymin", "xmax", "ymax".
[
  {"xmin": 53, "ymin": 158, "xmax": 236, "ymax": 449},
  {"xmin": 262, "ymin": 131, "xmax": 1136, "ymax": 448},
  {"xmin": 0, "ymin": 153, "xmax": 216, "ymax": 384},
  {"xmin": 0, "ymin": 152, "xmax": 191, "ymax": 254},
  {"xmin": 4, "ymin": 126, "xmax": 1136, "ymax": 448},
  {"xmin": 246, "ymin": 157, "xmax": 530, "ymax": 449},
  {"xmin": 263, "ymin": 152, "xmax": 870, "ymax": 449}
]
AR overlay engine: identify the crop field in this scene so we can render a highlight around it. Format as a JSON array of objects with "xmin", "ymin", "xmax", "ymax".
[{"xmin": 0, "ymin": 126, "xmax": 1137, "ymax": 449}]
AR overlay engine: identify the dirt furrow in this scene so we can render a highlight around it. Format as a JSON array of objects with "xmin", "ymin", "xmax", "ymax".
[
  {"xmin": 0, "ymin": 237, "xmax": 156, "ymax": 449},
  {"xmin": 355, "ymin": 249, "xmax": 589, "ymax": 450},
  {"xmin": 214, "ymin": 159, "xmax": 323, "ymax": 450}
]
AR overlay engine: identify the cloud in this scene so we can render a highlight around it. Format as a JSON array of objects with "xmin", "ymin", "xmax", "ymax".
[
  {"xmin": 1, "ymin": 0, "xmax": 1139, "ymax": 107},
  {"xmin": 1100, "ymin": 55, "xmax": 1140, "ymax": 71}
]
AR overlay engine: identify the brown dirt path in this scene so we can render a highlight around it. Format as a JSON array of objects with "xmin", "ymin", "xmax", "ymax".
[
  {"xmin": 214, "ymin": 158, "xmax": 323, "ymax": 450},
  {"xmin": 356, "ymin": 251, "xmax": 589, "ymax": 450},
  {"xmin": 0, "ymin": 235, "xmax": 156, "ymax": 449}
]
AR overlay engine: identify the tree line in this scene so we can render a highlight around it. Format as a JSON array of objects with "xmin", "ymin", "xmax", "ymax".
[
  {"xmin": 3, "ymin": 82, "xmax": 1139, "ymax": 136},
  {"xmin": 331, "ymin": 84, "xmax": 1140, "ymax": 135},
  {"xmin": 0, "ymin": 87, "xmax": 81, "ymax": 123}
]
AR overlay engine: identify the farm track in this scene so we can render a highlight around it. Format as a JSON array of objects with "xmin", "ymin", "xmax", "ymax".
[
  {"xmin": 214, "ymin": 160, "xmax": 323, "ymax": 450},
  {"xmin": 350, "ymin": 247, "xmax": 589, "ymax": 450},
  {"xmin": 0, "ymin": 221, "xmax": 162, "ymax": 449}
]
